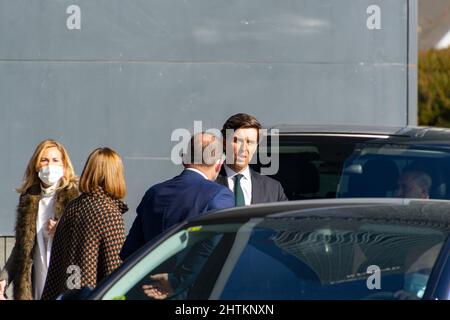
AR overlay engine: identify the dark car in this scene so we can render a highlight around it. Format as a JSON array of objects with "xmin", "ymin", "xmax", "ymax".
[
  {"xmin": 255, "ymin": 125, "xmax": 450, "ymax": 201},
  {"xmin": 79, "ymin": 198, "xmax": 449, "ymax": 300}
]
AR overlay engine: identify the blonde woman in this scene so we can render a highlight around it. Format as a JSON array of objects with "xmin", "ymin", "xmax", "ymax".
[
  {"xmin": 41, "ymin": 147, "xmax": 127, "ymax": 300},
  {"xmin": 0, "ymin": 139, "xmax": 79, "ymax": 300}
]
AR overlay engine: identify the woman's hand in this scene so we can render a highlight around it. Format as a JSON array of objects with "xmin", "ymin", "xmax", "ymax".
[{"xmin": 47, "ymin": 218, "xmax": 58, "ymax": 237}]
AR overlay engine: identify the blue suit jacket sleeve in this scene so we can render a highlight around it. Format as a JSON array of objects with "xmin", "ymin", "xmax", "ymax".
[{"xmin": 206, "ymin": 187, "xmax": 235, "ymax": 212}]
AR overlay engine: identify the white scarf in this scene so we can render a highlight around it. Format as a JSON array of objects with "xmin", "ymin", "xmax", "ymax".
[{"xmin": 33, "ymin": 184, "xmax": 57, "ymax": 300}]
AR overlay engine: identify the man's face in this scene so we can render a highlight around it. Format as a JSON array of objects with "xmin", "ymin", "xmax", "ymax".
[
  {"xmin": 226, "ymin": 128, "xmax": 258, "ymax": 172},
  {"xmin": 396, "ymin": 174, "xmax": 426, "ymax": 199}
]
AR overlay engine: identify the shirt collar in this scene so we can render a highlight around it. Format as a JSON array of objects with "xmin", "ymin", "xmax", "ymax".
[
  {"xmin": 185, "ymin": 168, "xmax": 209, "ymax": 180},
  {"xmin": 224, "ymin": 165, "xmax": 251, "ymax": 181}
]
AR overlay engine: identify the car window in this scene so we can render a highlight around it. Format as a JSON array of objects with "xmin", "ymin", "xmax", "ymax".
[
  {"xmin": 337, "ymin": 143, "xmax": 450, "ymax": 200},
  {"xmin": 253, "ymin": 136, "xmax": 372, "ymax": 200},
  {"xmin": 100, "ymin": 216, "xmax": 448, "ymax": 300},
  {"xmin": 102, "ymin": 229, "xmax": 190, "ymax": 300},
  {"xmin": 256, "ymin": 136, "xmax": 450, "ymax": 201}
]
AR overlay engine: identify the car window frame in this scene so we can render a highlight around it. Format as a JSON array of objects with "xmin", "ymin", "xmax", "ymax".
[{"xmin": 423, "ymin": 235, "xmax": 450, "ymax": 300}]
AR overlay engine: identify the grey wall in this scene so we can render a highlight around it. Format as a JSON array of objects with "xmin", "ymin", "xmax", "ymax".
[{"xmin": 0, "ymin": 0, "xmax": 416, "ymax": 235}]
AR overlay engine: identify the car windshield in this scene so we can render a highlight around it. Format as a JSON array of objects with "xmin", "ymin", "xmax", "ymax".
[{"xmin": 101, "ymin": 210, "xmax": 449, "ymax": 300}]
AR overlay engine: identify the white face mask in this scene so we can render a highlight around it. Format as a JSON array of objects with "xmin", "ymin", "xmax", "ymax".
[{"xmin": 38, "ymin": 165, "xmax": 64, "ymax": 186}]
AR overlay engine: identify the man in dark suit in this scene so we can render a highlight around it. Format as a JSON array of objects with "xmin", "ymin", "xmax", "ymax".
[
  {"xmin": 139, "ymin": 116, "xmax": 287, "ymax": 300},
  {"xmin": 216, "ymin": 113, "xmax": 288, "ymax": 205},
  {"xmin": 120, "ymin": 132, "xmax": 234, "ymax": 261}
]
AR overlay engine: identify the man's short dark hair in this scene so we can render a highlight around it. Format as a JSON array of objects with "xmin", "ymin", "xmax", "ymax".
[{"xmin": 221, "ymin": 113, "xmax": 262, "ymax": 139}]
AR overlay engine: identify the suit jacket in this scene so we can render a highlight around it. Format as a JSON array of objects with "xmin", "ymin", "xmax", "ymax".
[
  {"xmin": 216, "ymin": 167, "xmax": 288, "ymax": 204},
  {"xmin": 120, "ymin": 170, "xmax": 235, "ymax": 261}
]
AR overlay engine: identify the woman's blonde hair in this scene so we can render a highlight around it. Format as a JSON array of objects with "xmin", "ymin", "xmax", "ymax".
[
  {"xmin": 17, "ymin": 139, "xmax": 78, "ymax": 194},
  {"xmin": 79, "ymin": 147, "xmax": 127, "ymax": 199}
]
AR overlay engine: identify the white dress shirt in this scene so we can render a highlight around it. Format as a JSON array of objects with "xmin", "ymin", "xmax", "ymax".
[
  {"xmin": 223, "ymin": 165, "xmax": 252, "ymax": 205},
  {"xmin": 33, "ymin": 184, "xmax": 57, "ymax": 300}
]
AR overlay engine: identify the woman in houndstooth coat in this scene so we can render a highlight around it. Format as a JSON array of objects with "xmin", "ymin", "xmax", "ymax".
[{"xmin": 41, "ymin": 147, "xmax": 127, "ymax": 300}]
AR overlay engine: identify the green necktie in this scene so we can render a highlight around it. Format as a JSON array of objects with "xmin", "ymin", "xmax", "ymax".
[{"xmin": 234, "ymin": 174, "xmax": 245, "ymax": 206}]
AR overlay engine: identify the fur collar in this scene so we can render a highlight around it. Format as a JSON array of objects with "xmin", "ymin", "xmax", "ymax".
[{"xmin": 12, "ymin": 184, "xmax": 79, "ymax": 300}]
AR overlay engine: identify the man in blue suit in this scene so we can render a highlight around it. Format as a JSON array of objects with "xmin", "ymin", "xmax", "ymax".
[{"xmin": 120, "ymin": 132, "xmax": 234, "ymax": 261}]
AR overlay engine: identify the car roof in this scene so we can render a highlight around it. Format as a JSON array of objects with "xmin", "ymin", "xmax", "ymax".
[
  {"xmin": 189, "ymin": 198, "xmax": 450, "ymax": 227},
  {"xmin": 269, "ymin": 124, "xmax": 406, "ymax": 135},
  {"xmin": 266, "ymin": 125, "xmax": 450, "ymax": 142}
]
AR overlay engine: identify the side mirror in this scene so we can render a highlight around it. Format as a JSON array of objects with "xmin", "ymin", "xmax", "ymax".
[{"xmin": 56, "ymin": 286, "xmax": 94, "ymax": 300}]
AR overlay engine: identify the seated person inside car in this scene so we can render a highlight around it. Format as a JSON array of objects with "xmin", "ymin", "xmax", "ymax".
[{"xmin": 396, "ymin": 170, "xmax": 432, "ymax": 199}]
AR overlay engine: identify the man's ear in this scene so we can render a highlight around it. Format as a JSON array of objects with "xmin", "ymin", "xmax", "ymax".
[{"xmin": 214, "ymin": 158, "xmax": 223, "ymax": 172}]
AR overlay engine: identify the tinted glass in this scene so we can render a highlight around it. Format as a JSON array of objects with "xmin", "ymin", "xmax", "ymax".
[
  {"xmin": 109, "ymin": 214, "xmax": 448, "ymax": 300},
  {"xmin": 259, "ymin": 136, "xmax": 450, "ymax": 201},
  {"xmin": 253, "ymin": 136, "xmax": 375, "ymax": 200},
  {"xmin": 337, "ymin": 143, "xmax": 450, "ymax": 200}
]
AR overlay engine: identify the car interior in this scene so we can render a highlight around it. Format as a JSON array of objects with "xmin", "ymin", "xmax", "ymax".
[{"xmin": 253, "ymin": 136, "xmax": 450, "ymax": 201}]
